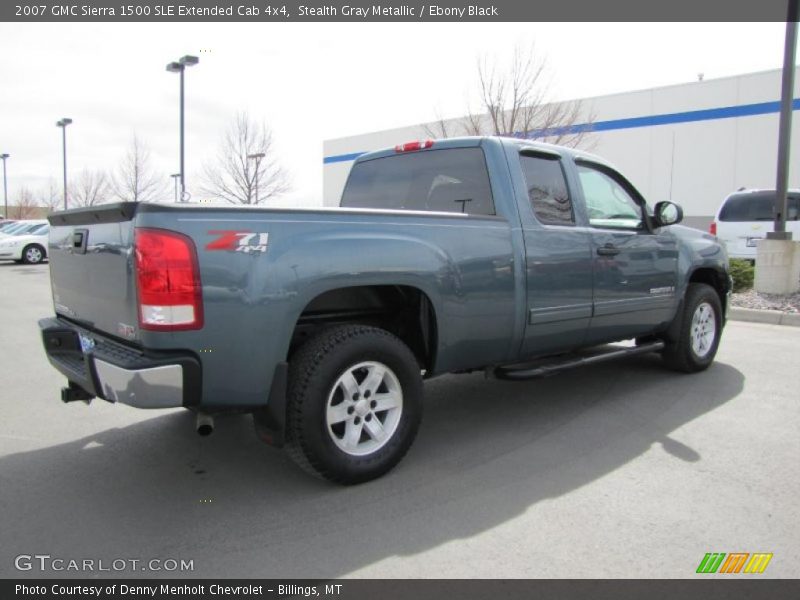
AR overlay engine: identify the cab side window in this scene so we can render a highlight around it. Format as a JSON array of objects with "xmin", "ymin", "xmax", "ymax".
[
  {"xmin": 577, "ymin": 164, "xmax": 643, "ymax": 229},
  {"xmin": 519, "ymin": 153, "xmax": 574, "ymax": 225}
]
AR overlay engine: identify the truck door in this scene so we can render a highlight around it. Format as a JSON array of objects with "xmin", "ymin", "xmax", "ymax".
[
  {"xmin": 515, "ymin": 149, "xmax": 594, "ymax": 358},
  {"xmin": 575, "ymin": 161, "xmax": 679, "ymax": 344}
]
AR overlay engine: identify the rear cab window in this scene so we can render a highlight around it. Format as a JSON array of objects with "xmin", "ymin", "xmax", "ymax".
[{"xmin": 341, "ymin": 147, "xmax": 495, "ymax": 215}]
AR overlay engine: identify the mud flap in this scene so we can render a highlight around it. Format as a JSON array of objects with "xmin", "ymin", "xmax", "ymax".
[{"xmin": 253, "ymin": 362, "xmax": 288, "ymax": 447}]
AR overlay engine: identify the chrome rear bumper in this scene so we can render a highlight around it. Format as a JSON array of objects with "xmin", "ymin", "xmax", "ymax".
[{"xmin": 39, "ymin": 317, "xmax": 201, "ymax": 408}]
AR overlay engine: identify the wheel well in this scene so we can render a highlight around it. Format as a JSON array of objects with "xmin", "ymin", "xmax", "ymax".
[
  {"xmin": 289, "ymin": 285, "xmax": 437, "ymax": 371},
  {"xmin": 688, "ymin": 268, "xmax": 729, "ymax": 314}
]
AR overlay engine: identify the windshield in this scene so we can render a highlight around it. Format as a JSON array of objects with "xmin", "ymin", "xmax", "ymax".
[
  {"xmin": 10, "ymin": 223, "xmax": 47, "ymax": 235},
  {"xmin": 1, "ymin": 222, "xmax": 31, "ymax": 235}
]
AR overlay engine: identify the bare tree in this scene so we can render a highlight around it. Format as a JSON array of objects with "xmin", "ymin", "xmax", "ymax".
[
  {"xmin": 69, "ymin": 169, "xmax": 111, "ymax": 208},
  {"xmin": 112, "ymin": 135, "xmax": 167, "ymax": 203},
  {"xmin": 201, "ymin": 111, "xmax": 290, "ymax": 205},
  {"xmin": 37, "ymin": 178, "xmax": 62, "ymax": 213},
  {"xmin": 10, "ymin": 187, "xmax": 39, "ymax": 219},
  {"xmin": 424, "ymin": 44, "xmax": 593, "ymax": 148}
]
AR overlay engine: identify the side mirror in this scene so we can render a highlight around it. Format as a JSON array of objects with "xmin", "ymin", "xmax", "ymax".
[{"xmin": 653, "ymin": 201, "xmax": 683, "ymax": 227}]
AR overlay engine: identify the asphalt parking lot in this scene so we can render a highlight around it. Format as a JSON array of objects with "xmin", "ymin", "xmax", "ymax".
[{"xmin": 0, "ymin": 261, "xmax": 798, "ymax": 579}]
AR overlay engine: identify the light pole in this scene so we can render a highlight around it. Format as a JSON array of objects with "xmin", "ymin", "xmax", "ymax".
[
  {"xmin": 247, "ymin": 152, "xmax": 265, "ymax": 204},
  {"xmin": 166, "ymin": 55, "xmax": 199, "ymax": 202},
  {"xmin": 170, "ymin": 173, "xmax": 180, "ymax": 203},
  {"xmin": 56, "ymin": 118, "xmax": 72, "ymax": 210},
  {"xmin": 1, "ymin": 154, "xmax": 9, "ymax": 219},
  {"xmin": 768, "ymin": 5, "xmax": 798, "ymax": 241},
  {"xmin": 755, "ymin": 1, "xmax": 800, "ymax": 295}
]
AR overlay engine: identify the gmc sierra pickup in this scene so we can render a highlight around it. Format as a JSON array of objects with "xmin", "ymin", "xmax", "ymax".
[{"xmin": 39, "ymin": 136, "xmax": 730, "ymax": 484}]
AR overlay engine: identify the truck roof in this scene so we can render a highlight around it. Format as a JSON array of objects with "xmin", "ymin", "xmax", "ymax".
[{"xmin": 352, "ymin": 135, "xmax": 616, "ymax": 170}]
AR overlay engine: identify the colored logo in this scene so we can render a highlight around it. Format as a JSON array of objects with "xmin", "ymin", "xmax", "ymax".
[
  {"xmin": 696, "ymin": 552, "xmax": 773, "ymax": 574},
  {"xmin": 206, "ymin": 230, "xmax": 269, "ymax": 254}
]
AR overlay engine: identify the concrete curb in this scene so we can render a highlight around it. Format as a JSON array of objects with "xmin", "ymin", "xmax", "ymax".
[{"xmin": 729, "ymin": 307, "xmax": 800, "ymax": 327}]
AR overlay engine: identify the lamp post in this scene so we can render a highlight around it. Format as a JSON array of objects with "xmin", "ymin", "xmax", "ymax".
[
  {"xmin": 755, "ymin": 2, "xmax": 800, "ymax": 295},
  {"xmin": 166, "ymin": 55, "xmax": 199, "ymax": 202},
  {"xmin": 56, "ymin": 118, "xmax": 72, "ymax": 210},
  {"xmin": 1, "ymin": 154, "xmax": 9, "ymax": 219},
  {"xmin": 768, "ymin": 5, "xmax": 798, "ymax": 241},
  {"xmin": 247, "ymin": 152, "xmax": 265, "ymax": 204},
  {"xmin": 170, "ymin": 173, "xmax": 180, "ymax": 203}
]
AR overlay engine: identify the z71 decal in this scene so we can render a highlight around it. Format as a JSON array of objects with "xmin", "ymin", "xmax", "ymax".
[{"xmin": 206, "ymin": 230, "xmax": 269, "ymax": 254}]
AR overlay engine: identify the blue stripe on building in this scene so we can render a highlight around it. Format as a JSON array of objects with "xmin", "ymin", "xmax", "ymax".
[{"xmin": 323, "ymin": 98, "xmax": 800, "ymax": 164}]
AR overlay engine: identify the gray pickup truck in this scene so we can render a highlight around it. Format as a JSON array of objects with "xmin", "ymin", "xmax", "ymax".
[{"xmin": 39, "ymin": 136, "xmax": 730, "ymax": 484}]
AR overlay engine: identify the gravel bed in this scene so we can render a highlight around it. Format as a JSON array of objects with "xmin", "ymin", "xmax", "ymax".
[{"xmin": 731, "ymin": 289, "xmax": 800, "ymax": 313}]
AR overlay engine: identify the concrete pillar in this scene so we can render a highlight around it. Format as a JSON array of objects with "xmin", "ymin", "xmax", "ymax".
[{"xmin": 754, "ymin": 240, "xmax": 800, "ymax": 294}]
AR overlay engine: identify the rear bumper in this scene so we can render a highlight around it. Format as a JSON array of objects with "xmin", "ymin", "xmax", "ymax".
[
  {"xmin": 39, "ymin": 317, "xmax": 201, "ymax": 408},
  {"xmin": 720, "ymin": 238, "xmax": 758, "ymax": 260}
]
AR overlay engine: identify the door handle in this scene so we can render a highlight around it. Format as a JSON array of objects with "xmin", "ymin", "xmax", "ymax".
[
  {"xmin": 596, "ymin": 244, "xmax": 620, "ymax": 256},
  {"xmin": 73, "ymin": 229, "xmax": 88, "ymax": 254}
]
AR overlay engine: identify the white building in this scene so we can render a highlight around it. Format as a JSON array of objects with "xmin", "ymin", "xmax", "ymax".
[{"xmin": 323, "ymin": 67, "xmax": 800, "ymax": 230}]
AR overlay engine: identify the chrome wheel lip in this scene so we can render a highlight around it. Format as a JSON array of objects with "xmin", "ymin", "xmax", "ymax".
[
  {"xmin": 25, "ymin": 246, "xmax": 43, "ymax": 263},
  {"xmin": 690, "ymin": 301, "xmax": 716, "ymax": 358},
  {"xmin": 325, "ymin": 360, "xmax": 403, "ymax": 457}
]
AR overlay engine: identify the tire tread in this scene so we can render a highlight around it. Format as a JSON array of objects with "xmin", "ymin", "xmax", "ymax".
[
  {"xmin": 662, "ymin": 283, "xmax": 722, "ymax": 373},
  {"xmin": 284, "ymin": 324, "xmax": 419, "ymax": 484}
]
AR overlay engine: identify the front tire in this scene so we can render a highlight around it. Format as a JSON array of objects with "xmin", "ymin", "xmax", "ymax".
[
  {"xmin": 662, "ymin": 283, "xmax": 723, "ymax": 372},
  {"xmin": 285, "ymin": 325, "xmax": 423, "ymax": 484},
  {"xmin": 21, "ymin": 244, "xmax": 45, "ymax": 265}
]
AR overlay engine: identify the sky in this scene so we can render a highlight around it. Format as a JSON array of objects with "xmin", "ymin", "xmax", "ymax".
[{"xmin": 0, "ymin": 22, "xmax": 792, "ymax": 207}]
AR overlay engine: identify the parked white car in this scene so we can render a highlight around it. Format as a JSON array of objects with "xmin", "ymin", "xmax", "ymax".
[
  {"xmin": 711, "ymin": 189, "xmax": 800, "ymax": 260},
  {"xmin": 0, "ymin": 219, "xmax": 48, "ymax": 239},
  {"xmin": 0, "ymin": 224, "xmax": 49, "ymax": 264}
]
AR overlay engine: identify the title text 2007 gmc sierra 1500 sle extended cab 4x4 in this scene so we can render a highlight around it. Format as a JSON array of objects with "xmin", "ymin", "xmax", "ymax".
[{"xmin": 39, "ymin": 137, "xmax": 730, "ymax": 484}]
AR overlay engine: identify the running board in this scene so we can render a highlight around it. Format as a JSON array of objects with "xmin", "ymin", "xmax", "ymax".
[{"xmin": 495, "ymin": 340, "xmax": 665, "ymax": 381}]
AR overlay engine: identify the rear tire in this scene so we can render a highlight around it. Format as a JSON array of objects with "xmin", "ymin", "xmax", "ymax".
[
  {"xmin": 284, "ymin": 324, "xmax": 423, "ymax": 484},
  {"xmin": 662, "ymin": 283, "xmax": 722, "ymax": 373},
  {"xmin": 21, "ymin": 244, "xmax": 45, "ymax": 265}
]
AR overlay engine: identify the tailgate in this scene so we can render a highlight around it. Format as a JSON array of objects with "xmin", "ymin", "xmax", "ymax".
[{"xmin": 48, "ymin": 203, "xmax": 141, "ymax": 341}]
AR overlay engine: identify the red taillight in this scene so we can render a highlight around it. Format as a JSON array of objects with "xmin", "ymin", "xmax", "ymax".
[
  {"xmin": 709, "ymin": 221, "xmax": 717, "ymax": 236},
  {"xmin": 394, "ymin": 140, "xmax": 434, "ymax": 153},
  {"xmin": 135, "ymin": 228, "xmax": 203, "ymax": 331}
]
